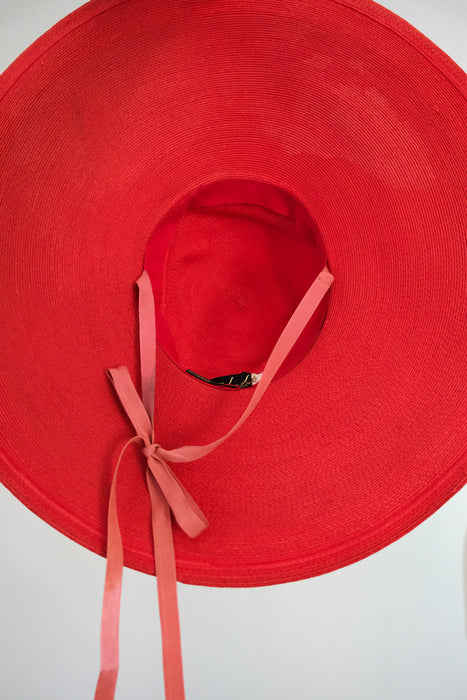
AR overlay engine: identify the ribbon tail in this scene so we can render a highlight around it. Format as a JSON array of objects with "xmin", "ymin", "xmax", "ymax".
[
  {"xmin": 146, "ymin": 468, "xmax": 186, "ymax": 700},
  {"xmin": 94, "ymin": 459, "xmax": 124, "ymax": 700},
  {"xmin": 95, "ymin": 437, "xmax": 142, "ymax": 700}
]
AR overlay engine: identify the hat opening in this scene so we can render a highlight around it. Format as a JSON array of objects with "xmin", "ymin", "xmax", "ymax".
[{"xmin": 144, "ymin": 179, "xmax": 329, "ymax": 387}]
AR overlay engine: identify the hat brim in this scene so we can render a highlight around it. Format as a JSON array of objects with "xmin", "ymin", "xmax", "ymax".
[{"xmin": 0, "ymin": 0, "xmax": 465, "ymax": 586}]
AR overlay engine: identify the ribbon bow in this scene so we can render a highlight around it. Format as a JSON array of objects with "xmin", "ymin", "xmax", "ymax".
[
  {"xmin": 95, "ymin": 266, "xmax": 334, "ymax": 700},
  {"xmin": 107, "ymin": 365, "xmax": 208, "ymax": 540}
]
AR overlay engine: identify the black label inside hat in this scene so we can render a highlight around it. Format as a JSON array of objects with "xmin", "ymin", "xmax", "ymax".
[{"xmin": 186, "ymin": 369, "xmax": 260, "ymax": 388}]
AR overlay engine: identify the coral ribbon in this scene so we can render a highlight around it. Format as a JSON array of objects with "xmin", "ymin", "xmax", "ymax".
[{"xmin": 95, "ymin": 265, "xmax": 334, "ymax": 700}]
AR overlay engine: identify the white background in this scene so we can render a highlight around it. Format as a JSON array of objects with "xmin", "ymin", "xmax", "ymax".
[{"xmin": 0, "ymin": 1, "xmax": 466, "ymax": 698}]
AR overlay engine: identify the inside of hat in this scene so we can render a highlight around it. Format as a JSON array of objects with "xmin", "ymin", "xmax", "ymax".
[{"xmin": 144, "ymin": 179, "xmax": 328, "ymax": 386}]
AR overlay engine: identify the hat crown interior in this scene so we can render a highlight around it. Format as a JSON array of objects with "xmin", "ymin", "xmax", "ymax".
[{"xmin": 144, "ymin": 178, "xmax": 329, "ymax": 384}]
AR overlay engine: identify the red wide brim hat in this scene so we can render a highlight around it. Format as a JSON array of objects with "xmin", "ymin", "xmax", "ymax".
[{"xmin": 0, "ymin": 0, "xmax": 466, "ymax": 589}]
